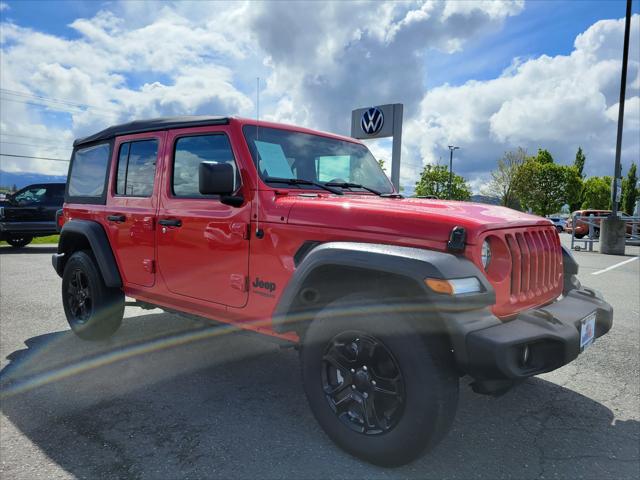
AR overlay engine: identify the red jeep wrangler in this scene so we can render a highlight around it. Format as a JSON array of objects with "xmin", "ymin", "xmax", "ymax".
[{"xmin": 52, "ymin": 116, "xmax": 612, "ymax": 466}]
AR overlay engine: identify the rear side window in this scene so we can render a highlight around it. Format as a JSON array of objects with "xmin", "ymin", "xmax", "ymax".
[
  {"xmin": 172, "ymin": 134, "xmax": 239, "ymax": 197},
  {"xmin": 115, "ymin": 139, "xmax": 158, "ymax": 197},
  {"xmin": 67, "ymin": 143, "xmax": 111, "ymax": 199}
]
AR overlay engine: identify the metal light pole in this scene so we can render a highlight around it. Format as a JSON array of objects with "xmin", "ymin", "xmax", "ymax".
[
  {"xmin": 448, "ymin": 145, "xmax": 459, "ymax": 199},
  {"xmin": 611, "ymin": 0, "xmax": 632, "ymax": 216},
  {"xmin": 600, "ymin": 0, "xmax": 632, "ymax": 255}
]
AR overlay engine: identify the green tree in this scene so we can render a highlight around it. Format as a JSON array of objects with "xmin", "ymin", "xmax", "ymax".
[
  {"xmin": 377, "ymin": 159, "xmax": 386, "ymax": 170},
  {"xmin": 534, "ymin": 148, "xmax": 554, "ymax": 164},
  {"xmin": 565, "ymin": 166, "xmax": 583, "ymax": 212},
  {"xmin": 574, "ymin": 147, "xmax": 586, "ymax": 178},
  {"xmin": 621, "ymin": 162, "xmax": 638, "ymax": 215},
  {"xmin": 514, "ymin": 158, "xmax": 573, "ymax": 216},
  {"xmin": 481, "ymin": 147, "xmax": 527, "ymax": 209},
  {"xmin": 415, "ymin": 164, "xmax": 471, "ymax": 200},
  {"xmin": 581, "ymin": 176, "xmax": 612, "ymax": 210}
]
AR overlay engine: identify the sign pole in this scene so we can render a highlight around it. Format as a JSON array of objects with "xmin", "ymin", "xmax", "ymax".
[{"xmin": 391, "ymin": 104, "xmax": 403, "ymax": 191}]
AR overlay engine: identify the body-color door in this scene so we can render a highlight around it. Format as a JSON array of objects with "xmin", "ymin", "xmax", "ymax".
[
  {"xmin": 156, "ymin": 127, "xmax": 250, "ymax": 308},
  {"xmin": 105, "ymin": 133, "xmax": 164, "ymax": 287}
]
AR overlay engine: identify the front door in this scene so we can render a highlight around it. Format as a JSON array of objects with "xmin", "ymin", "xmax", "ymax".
[
  {"xmin": 156, "ymin": 127, "xmax": 250, "ymax": 308},
  {"xmin": 105, "ymin": 132, "xmax": 164, "ymax": 287}
]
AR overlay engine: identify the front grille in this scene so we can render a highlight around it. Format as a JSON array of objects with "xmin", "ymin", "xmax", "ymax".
[{"xmin": 504, "ymin": 227, "xmax": 562, "ymax": 302}]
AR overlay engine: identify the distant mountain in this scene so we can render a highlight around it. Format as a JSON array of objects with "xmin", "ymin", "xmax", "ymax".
[
  {"xmin": 0, "ymin": 170, "xmax": 67, "ymax": 190},
  {"xmin": 470, "ymin": 194, "xmax": 501, "ymax": 205}
]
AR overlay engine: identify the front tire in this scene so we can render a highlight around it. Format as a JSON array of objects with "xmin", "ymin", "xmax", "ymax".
[
  {"xmin": 301, "ymin": 295, "xmax": 459, "ymax": 467},
  {"xmin": 7, "ymin": 235, "xmax": 33, "ymax": 248},
  {"xmin": 62, "ymin": 250, "xmax": 124, "ymax": 340}
]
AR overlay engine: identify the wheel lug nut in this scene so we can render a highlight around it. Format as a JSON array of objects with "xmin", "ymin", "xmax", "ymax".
[
  {"xmin": 363, "ymin": 366, "xmax": 368, "ymax": 371},
  {"xmin": 363, "ymin": 392, "xmax": 368, "ymax": 398},
  {"xmin": 350, "ymin": 368, "xmax": 355, "ymax": 373},
  {"xmin": 371, "ymin": 380, "xmax": 376, "ymax": 386},
  {"xmin": 351, "ymin": 385, "xmax": 356, "ymax": 389}
]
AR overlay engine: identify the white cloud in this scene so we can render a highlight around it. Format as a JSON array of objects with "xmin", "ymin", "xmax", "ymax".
[
  {"xmin": 0, "ymin": 5, "xmax": 255, "ymax": 174},
  {"xmin": 250, "ymin": 0, "xmax": 524, "ymax": 131},
  {"xmin": 403, "ymin": 15, "xmax": 640, "ymax": 192},
  {"xmin": 1, "ymin": 0, "xmax": 637, "ymax": 199}
]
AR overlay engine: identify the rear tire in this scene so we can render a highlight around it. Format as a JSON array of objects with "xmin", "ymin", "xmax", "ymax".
[
  {"xmin": 301, "ymin": 294, "xmax": 458, "ymax": 467},
  {"xmin": 62, "ymin": 250, "xmax": 124, "ymax": 340},
  {"xmin": 7, "ymin": 235, "xmax": 33, "ymax": 248}
]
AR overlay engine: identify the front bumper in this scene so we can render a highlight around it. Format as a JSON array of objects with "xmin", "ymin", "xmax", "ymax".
[{"xmin": 444, "ymin": 286, "xmax": 612, "ymax": 381}]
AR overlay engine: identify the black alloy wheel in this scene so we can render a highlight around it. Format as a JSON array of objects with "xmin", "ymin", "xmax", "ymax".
[
  {"xmin": 66, "ymin": 268, "xmax": 93, "ymax": 323},
  {"xmin": 61, "ymin": 250, "xmax": 124, "ymax": 340},
  {"xmin": 322, "ymin": 331, "xmax": 405, "ymax": 435},
  {"xmin": 301, "ymin": 294, "xmax": 459, "ymax": 466}
]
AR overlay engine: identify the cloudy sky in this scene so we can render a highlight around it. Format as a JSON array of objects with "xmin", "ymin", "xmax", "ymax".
[{"xmin": 1, "ymin": 0, "xmax": 639, "ymax": 194}]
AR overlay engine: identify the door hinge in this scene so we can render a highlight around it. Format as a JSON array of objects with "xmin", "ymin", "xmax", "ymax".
[{"xmin": 230, "ymin": 273, "xmax": 248, "ymax": 292}]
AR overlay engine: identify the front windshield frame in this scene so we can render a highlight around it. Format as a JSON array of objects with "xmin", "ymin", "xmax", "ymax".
[{"xmin": 242, "ymin": 125, "xmax": 394, "ymax": 195}]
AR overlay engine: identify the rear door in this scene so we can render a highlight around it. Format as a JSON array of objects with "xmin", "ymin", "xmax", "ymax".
[
  {"xmin": 105, "ymin": 133, "xmax": 165, "ymax": 287},
  {"xmin": 156, "ymin": 127, "xmax": 250, "ymax": 308},
  {"xmin": 41, "ymin": 184, "xmax": 65, "ymax": 221}
]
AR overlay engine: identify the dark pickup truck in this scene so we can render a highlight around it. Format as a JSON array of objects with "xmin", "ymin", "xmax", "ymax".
[{"xmin": 0, "ymin": 183, "xmax": 65, "ymax": 247}]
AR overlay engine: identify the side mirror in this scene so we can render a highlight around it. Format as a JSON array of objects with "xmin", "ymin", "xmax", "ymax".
[
  {"xmin": 198, "ymin": 162, "xmax": 244, "ymax": 207},
  {"xmin": 199, "ymin": 162, "xmax": 235, "ymax": 195}
]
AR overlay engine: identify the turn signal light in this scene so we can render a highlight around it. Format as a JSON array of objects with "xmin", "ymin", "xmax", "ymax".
[
  {"xmin": 424, "ymin": 277, "xmax": 482, "ymax": 295},
  {"xmin": 425, "ymin": 278, "xmax": 454, "ymax": 295}
]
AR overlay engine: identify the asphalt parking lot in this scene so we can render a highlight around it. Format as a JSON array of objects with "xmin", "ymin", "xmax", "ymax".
[{"xmin": 0, "ymin": 235, "xmax": 638, "ymax": 480}]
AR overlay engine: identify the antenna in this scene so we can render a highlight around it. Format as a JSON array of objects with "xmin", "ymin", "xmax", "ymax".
[{"xmin": 255, "ymin": 77, "xmax": 264, "ymax": 239}]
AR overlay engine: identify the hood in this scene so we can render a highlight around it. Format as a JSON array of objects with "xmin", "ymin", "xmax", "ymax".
[{"xmin": 285, "ymin": 195, "xmax": 551, "ymax": 245}]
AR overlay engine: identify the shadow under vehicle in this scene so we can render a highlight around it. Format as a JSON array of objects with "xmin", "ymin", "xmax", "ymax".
[{"xmin": 0, "ymin": 312, "xmax": 637, "ymax": 479}]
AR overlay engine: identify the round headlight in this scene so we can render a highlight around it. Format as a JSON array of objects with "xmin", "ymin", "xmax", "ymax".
[{"xmin": 481, "ymin": 240, "xmax": 492, "ymax": 269}]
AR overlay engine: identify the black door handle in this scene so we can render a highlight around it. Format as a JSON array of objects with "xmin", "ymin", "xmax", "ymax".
[
  {"xmin": 107, "ymin": 214, "xmax": 126, "ymax": 222},
  {"xmin": 159, "ymin": 218, "xmax": 182, "ymax": 227}
]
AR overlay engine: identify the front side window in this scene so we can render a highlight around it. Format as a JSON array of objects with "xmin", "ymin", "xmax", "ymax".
[
  {"xmin": 68, "ymin": 143, "xmax": 111, "ymax": 198},
  {"xmin": 242, "ymin": 126, "xmax": 393, "ymax": 194},
  {"xmin": 115, "ymin": 140, "xmax": 158, "ymax": 197},
  {"xmin": 173, "ymin": 134, "xmax": 239, "ymax": 197},
  {"xmin": 12, "ymin": 186, "xmax": 47, "ymax": 205}
]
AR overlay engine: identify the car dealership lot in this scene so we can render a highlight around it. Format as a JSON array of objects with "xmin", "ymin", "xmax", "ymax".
[{"xmin": 0, "ymin": 236, "xmax": 638, "ymax": 480}]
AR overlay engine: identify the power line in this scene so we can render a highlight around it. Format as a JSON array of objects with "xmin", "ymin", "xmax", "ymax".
[
  {"xmin": 0, "ymin": 88, "xmax": 121, "ymax": 113},
  {"xmin": 0, "ymin": 153, "xmax": 69, "ymax": 163},
  {"xmin": 0, "ymin": 132, "xmax": 71, "ymax": 143},
  {"xmin": 1, "ymin": 141, "xmax": 72, "ymax": 150},
  {"xmin": 0, "ymin": 96, "xmax": 88, "ymax": 114}
]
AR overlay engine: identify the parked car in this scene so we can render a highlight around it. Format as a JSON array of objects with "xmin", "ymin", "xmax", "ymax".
[
  {"xmin": 0, "ymin": 183, "xmax": 65, "ymax": 247},
  {"xmin": 548, "ymin": 216, "xmax": 567, "ymax": 232},
  {"xmin": 566, "ymin": 210, "xmax": 611, "ymax": 238},
  {"xmin": 52, "ymin": 116, "xmax": 612, "ymax": 466}
]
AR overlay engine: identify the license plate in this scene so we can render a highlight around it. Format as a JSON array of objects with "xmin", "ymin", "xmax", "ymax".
[{"xmin": 580, "ymin": 312, "xmax": 597, "ymax": 350}]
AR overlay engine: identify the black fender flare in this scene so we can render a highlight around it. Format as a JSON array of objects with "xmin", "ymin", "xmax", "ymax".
[
  {"xmin": 52, "ymin": 219, "xmax": 122, "ymax": 288},
  {"xmin": 272, "ymin": 242, "xmax": 494, "ymax": 333}
]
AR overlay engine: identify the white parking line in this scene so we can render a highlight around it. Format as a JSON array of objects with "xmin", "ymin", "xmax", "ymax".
[{"xmin": 591, "ymin": 256, "xmax": 639, "ymax": 275}]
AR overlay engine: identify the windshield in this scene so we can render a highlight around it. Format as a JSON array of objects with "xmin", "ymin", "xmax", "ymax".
[{"xmin": 242, "ymin": 125, "xmax": 394, "ymax": 194}]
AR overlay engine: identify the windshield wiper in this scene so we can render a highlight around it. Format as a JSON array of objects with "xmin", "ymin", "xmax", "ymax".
[
  {"xmin": 324, "ymin": 181, "xmax": 381, "ymax": 196},
  {"xmin": 263, "ymin": 177, "xmax": 343, "ymax": 195},
  {"xmin": 325, "ymin": 181, "xmax": 402, "ymax": 198}
]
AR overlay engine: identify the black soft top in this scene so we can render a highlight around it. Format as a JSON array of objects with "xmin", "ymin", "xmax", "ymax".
[{"xmin": 73, "ymin": 116, "xmax": 229, "ymax": 147}]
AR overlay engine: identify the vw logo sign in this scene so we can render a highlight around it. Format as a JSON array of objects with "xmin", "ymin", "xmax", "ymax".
[{"xmin": 360, "ymin": 107, "xmax": 384, "ymax": 135}]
